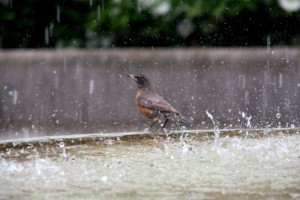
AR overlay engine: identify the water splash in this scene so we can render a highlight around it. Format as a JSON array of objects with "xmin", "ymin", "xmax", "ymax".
[
  {"xmin": 206, "ymin": 110, "xmax": 221, "ymax": 151},
  {"xmin": 1, "ymin": 131, "xmax": 300, "ymax": 199},
  {"xmin": 246, "ymin": 115, "xmax": 252, "ymax": 128}
]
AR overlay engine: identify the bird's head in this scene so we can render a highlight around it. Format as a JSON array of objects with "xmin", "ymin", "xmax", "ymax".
[{"xmin": 127, "ymin": 74, "xmax": 151, "ymax": 89}]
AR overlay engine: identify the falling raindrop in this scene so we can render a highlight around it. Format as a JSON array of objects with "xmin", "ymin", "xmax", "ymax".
[
  {"xmin": 8, "ymin": 90, "xmax": 18, "ymax": 105},
  {"xmin": 89, "ymin": 79, "xmax": 95, "ymax": 95},
  {"xmin": 63, "ymin": 57, "xmax": 67, "ymax": 71},
  {"xmin": 137, "ymin": 0, "xmax": 141, "ymax": 13},
  {"xmin": 56, "ymin": 5, "xmax": 61, "ymax": 22},
  {"xmin": 279, "ymin": 73, "xmax": 283, "ymax": 88},
  {"xmin": 245, "ymin": 91, "xmax": 249, "ymax": 106},
  {"xmin": 45, "ymin": 27, "xmax": 49, "ymax": 45},
  {"xmin": 97, "ymin": 5, "xmax": 101, "ymax": 20},
  {"xmin": 238, "ymin": 74, "xmax": 246, "ymax": 89},
  {"xmin": 262, "ymin": 87, "xmax": 267, "ymax": 119},
  {"xmin": 267, "ymin": 35, "xmax": 271, "ymax": 53},
  {"xmin": 54, "ymin": 76, "xmax": 59, "ymax": 89},
  {"xmin": 22, "ymin": 128, "xmax": 29, "ymax": 138},
  {"xmin": 90, "ymin": 0, "xmax": 93, "ymax": 7}
]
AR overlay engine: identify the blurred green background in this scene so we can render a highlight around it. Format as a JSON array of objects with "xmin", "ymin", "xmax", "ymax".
[{"xmin": 0, "ymin": 0, "xmax": 300, "ymax": 48}]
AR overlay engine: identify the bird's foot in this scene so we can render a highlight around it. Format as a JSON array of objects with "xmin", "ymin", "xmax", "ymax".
[{"xmin": 159, "ymin": 128, "xmax": 168, "ymax": 134}]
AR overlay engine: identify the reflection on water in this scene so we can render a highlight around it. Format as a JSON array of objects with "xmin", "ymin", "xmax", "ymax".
[{"xmin": 0, "ymin": 130, "xmax": 300, "ymax": 200}]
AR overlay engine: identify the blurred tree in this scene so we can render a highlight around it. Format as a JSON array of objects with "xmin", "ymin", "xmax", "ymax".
[{"xmin": 0, "ymin": 0, "xmax": 299, "ymax": 48}]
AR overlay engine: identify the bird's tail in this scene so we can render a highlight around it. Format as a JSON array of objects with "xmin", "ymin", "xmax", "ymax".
[{"xmin": 175, "ymin": 112, "xmax": 193, "ymax": 126}]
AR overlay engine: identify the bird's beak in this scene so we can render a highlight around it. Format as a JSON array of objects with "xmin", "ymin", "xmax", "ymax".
[{"xmin": 127, "ymin": 74, "xmax": 136, "ymax": 80}]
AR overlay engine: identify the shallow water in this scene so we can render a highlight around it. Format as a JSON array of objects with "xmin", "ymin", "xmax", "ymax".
[{"xmin": 1, "ymin": 131, "xmax": 300, "ymax": 200}]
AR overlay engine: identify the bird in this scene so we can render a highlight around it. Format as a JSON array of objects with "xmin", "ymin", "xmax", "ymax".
[{"xmin": 127, "ymin": 74, "xmax": 192, "ymax": 130}]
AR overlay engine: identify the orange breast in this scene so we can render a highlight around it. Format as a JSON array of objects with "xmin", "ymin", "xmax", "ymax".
[
  {"xmin": 137, "ymin": 101, "xmax": 155, "ymax": 119},
  {"xmin": 136, "ymin": 90, "xmax": 155, "ymax": 119}
]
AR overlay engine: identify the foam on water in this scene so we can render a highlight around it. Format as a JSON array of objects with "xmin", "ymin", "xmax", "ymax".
[{"xmin": 0, "ymin": 131, "xmax": 300, "ymax": 199}]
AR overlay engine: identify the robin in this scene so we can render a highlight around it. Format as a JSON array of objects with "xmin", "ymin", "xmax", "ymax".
[{"xmin": 127, "ymin": 74, "xmax": 192, "ymax": 130}]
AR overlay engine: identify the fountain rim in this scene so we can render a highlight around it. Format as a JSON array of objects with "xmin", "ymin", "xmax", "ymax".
[{"xmin": 0, "ymin": 127, "xmax": 299, "ymax": 150}]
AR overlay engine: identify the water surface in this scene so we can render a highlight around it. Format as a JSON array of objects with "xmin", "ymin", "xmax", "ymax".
[{"xmin": 1, "ymin": 130, "xmax": 300, "ymax": 200}]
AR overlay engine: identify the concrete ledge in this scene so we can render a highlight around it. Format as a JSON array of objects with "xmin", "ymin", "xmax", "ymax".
[{"xmin": 1, "ymin": 127, "xmax": 299, "ymax": 151}]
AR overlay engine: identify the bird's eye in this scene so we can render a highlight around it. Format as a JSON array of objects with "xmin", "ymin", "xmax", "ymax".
[{"xmin": 135, "ymin": 75, "xmax": 141, "ymax": 79}]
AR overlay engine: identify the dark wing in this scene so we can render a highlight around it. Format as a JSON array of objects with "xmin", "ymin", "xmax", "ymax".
[
  {"xmin": 137, "ymin": 94, "xmax": 177, "ymax": 113},
  {"xmin": 138, "ymin": 93, "xmax": 193, "ymax": 126}
]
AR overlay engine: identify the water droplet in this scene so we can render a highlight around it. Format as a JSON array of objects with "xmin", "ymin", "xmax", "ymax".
[
  {"xmin": 276, "ymin": 113, "xmax": 282, "ymax": 119},
  {"xmin": 101, "ymin": 176, "xmax": 108, "ymax": 182},
  {"xmin": 242, "ymin": 112, "xmax": 246, "ymax": 118},
  {"xmin": 59, "ymin": 142, "xmax": 65, "ymax": 148},
  {"xmin": 176, "ymin": 19, "xmax": 194, "ymax": 38}
]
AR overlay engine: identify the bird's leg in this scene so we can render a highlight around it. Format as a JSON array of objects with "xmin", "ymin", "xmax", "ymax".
[
  {"xmin": 160, "ymin": 118, "xmax": 169, "ymax": 130},
  {"xmin": 149, "ymin": 118, "xmax": 158, "ymax": 130}
]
